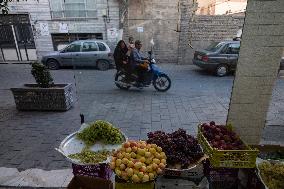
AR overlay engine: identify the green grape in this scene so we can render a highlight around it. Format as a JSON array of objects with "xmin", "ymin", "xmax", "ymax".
[
  {"xmin": 68, "ymin": 148, "xmax": 112, "ymax": 164},
  {"xmin": 259, "ymin": 161, "xmax": 284, "ymax": 189},
  {"xmin": 77, "ymin": 120, "xmax": 124, "ymax": 145}
]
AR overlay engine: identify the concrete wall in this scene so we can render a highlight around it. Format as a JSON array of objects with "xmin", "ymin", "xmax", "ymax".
[
  {"xmin": 6, "ymin": 0, "xmax": 120, "ymax": 60},
  {"xmin": 124, "ymin": 0, "xmax": 180, "ymax": 64},
  {"xmin": 227, "ymin": 0, "xmax": 284, "ymax": 144}
]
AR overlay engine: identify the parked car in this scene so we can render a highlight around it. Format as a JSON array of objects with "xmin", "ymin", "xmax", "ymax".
[
  {"xmin": 41, "ymin": 40, "xmax": 113, "ymax": 71},
  {"xmin": 193, "ymin": 41, "xmax": 284, "ymax": 77},
  {"xmin": 193, "ymin": 41, "xmax": 240, "ymax": 76}
]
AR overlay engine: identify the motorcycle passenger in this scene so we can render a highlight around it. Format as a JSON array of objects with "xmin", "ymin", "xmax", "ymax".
[
  {"xmin": 130, "ymin": 40, "xmax": 149, "ymax": 87},
  {"xmin": 127, "ymin": 37, "xmax": 135, "ymax": 57},
  {"xmin": 113, "ymin": 40, "xmax": 128, "ymax": 71}
]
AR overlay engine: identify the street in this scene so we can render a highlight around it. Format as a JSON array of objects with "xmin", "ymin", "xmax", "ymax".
[{"xmin": 0, "ymin": 64, "xmax": 284, "ymax": 171}]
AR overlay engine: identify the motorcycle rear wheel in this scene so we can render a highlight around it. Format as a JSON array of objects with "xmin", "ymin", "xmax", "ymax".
[
  {"xmin": 153, "ymin": 74, "xmax": 171, "ymax": 92},
  {"xmin": 115, "ymin": 72, "xmax": 131, "ymax": 90}
]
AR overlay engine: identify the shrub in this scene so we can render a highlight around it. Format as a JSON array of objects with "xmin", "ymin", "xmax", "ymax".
[{"xmin": 31, "ymin": 62, "xmax": 54, "ymax": 88}]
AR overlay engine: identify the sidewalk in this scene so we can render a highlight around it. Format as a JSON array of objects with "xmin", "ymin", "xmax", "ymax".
[
  {"xmin": 0, "ymin": 168, "xmax": 72, "ymax": 188},
  {"xmin": 0, "ymin": 64, "xmax": 283, "ymax": 187}
]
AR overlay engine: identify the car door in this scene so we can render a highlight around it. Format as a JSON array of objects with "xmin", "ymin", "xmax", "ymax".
[
  {"xmin": 80, "ymin": 41, "xmax": 99, "ymax": 66},
  {"xmin": 96, "ymin": 42, "xmax": 109, "ymax": 60},
  {"xmin": 226, "ymin": 43, "xmax": 240, "ymax": 70},
  {"xmin": 216, "ymin": 44, "xmax": 231, "ymax": 65},
  {"xmin": 59, "ymin": 42, "xmax": 81, "ymax": 66}
]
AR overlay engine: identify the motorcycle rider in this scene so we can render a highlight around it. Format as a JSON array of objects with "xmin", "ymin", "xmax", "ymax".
[{"xmin": 130, "ymin": 40, "xmax": 149, "ymax": 87}]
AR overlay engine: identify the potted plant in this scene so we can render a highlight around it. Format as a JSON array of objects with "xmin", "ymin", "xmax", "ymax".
[{"xmin": 10, "ymin": 62, "xmax": 74, "ymax": 111}]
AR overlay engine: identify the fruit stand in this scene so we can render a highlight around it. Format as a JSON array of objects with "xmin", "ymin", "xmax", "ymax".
[{"xmin": 56, "ymin": 120, "xmax": 283, "ymax": 189}]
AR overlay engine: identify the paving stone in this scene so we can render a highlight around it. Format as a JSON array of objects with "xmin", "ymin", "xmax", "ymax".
[{"xmin": 0, "ymin": 64, "xmax": 283, "ymax": 171}]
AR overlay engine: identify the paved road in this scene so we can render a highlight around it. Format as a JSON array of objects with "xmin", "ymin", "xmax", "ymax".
[{"xmin": 0, "ymin": 64, "xmax": 283, "ymax": 171}]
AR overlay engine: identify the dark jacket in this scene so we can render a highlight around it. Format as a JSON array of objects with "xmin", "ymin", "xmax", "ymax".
[{"xmin": 113, "ymin": 46, "xmax": 128, "ymax": 70}]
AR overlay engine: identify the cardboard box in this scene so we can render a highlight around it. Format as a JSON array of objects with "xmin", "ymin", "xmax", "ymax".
[
  {"xmin": 115, "ymin": 176, "xmax": 154, "ymax": 189},
  {"xmin": 155, "ymin": 176, "xmax": 209, "ymax": 189},
  {"xmin": 68, "ymin": 176, "xmax": 113, "ymax": 189}
]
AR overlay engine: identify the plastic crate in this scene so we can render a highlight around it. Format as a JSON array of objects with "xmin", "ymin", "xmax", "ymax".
[
  {"xmin": 72, "ymin": 163, "xmax": 113, "ymax": 180},
  {"xmin": 115, "ymin": 176, "xmax": 154, "ymax": 189},
  {"xmin": 203, "ymin": 160, "xmax": 239, "ymax": 189},
  {"xmin": 197, "ymin": 125, "xmax": 259, "ymax": 168}
]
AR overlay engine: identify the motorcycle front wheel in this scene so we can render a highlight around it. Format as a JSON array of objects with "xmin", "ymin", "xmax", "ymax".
[
  {"xmin": 115, "ymin": 72, "xmax": 131, "ymax": 90},
  {"xmin": 153, "ymin": 74, "xmax": 171, "ymax": 92}
]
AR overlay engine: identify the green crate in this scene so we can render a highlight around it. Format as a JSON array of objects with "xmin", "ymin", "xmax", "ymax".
[{"xmin": 197, "ymin": 124, "xmax": 259, "ymax": 168}]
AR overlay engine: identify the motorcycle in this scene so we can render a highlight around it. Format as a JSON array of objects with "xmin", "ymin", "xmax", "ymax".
[{"xmin": 114, "ymin": 51, "xmax": 171, "ymax": 92}]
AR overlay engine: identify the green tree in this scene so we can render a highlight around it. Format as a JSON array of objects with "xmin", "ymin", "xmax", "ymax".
[{"xmin": 0, "ymin": 0, "xmax": 37, "ymax": 14}]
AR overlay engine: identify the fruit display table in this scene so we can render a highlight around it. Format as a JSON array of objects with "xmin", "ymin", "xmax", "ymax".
[{"xmin": 59, "ymin": 120, "xmax": 282, "ymax": 189}]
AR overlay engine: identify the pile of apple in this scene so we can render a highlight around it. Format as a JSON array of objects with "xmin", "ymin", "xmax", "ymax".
[
  {"xmin": 201, "ymin": 121, "xmax": 246, "ymax": 150},
  {"xmin": 110, "ymin": 140, "xmax": 166, "ymax": 183}
]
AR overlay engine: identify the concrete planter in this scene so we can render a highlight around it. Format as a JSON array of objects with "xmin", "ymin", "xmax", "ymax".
[{"xmin": 10, "ymin": 83, "xmax": 74, "ymax": 111}]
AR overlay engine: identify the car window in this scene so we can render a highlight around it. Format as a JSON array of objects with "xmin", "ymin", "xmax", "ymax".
[
  {"xmin": 205, "ymin": 42, "xmax": 224, "ymax": 52},
  {"xmin": 97, "ymin": 42, "xmax": 107, "ymax": 51},
  {"xmin": 64, "ymin": 43, "xmax": 81, "ymax": 52},
  {"xmin": 82, "ymin": 42, "xmax": 98, "ymax": 52},
  {"xmin": 227, "ymin": 43, "xmax": 240, "ymax": 54}
]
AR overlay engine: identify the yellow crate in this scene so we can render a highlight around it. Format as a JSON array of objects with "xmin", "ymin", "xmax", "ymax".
[
  {"xmin": 197, "ymin": 124, "xmax": 259, "ymax": 168},
  {"xmin": 115, "ymin": 177, "xmax": 155, "ymax": 189}
]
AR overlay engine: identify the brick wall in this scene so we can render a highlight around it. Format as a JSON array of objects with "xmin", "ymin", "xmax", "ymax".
[
  {"xmin": 124, "ymin": 0, "xmax": 245, "ymax": 64},
  {"xmin": 178, "ymin": 14, "xmax": 244, "ymax": 64}
]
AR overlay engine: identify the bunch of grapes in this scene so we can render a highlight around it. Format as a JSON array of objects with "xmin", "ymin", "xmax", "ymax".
[
  {"xmin": 259, "ymin": 161, "xmax": 284, "ymax": 189},
  {"xmin": 77, "ymin": 120, "xmax": 124, "ymax": 146},
  {"xmin": 69, "ymin": 148, "xmax": 113, "ymax": 164},
  {"xmin": 147, "ymin": 129, "xmax": 203, "ymax": 169}
]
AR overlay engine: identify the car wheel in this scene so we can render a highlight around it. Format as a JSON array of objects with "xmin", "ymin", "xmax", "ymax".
[
  {"xmin": 97, "ymin": 60, "xmax": 109, "ymax": 71},
  {"xmin": 46, "ymin": 59, "xmax": 59, "ymax": 70},
  {"xmin": 216, "ymin": 64, "xmax": 228, "ymax": 77}
]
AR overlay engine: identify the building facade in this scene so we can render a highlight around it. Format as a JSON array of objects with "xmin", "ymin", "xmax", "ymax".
[
  {"xmin": 0, "ymin": 0, "xmax": 121, "ymax": 62},
  {"xmin": 197, "ymin": 0, "xmax": 247, "ymax": 15}
]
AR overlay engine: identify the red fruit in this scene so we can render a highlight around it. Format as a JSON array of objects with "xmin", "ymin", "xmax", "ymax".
[
  {"xmin": 210, "ymin": 121, "xmax": 215, "ymax": 126},
  {"xmin": 216, "ymin": 128, "xmax": 221, "ymax": 133},
  {"xmin": 223, "ymin": 135, "xmax": 230, "ymax": 142},
  {"xmin": 212, "ymin": 141, "xmax": 219, "ymax": 148},
  {"xmin": 222, "ymin": 144, "xmax": 227, "ymax": 150},
  {"xmin": 227, "ymin": 144, "xmax": 233, "ymax": 150},
  {"xmin": 215, "ymin": 135, "xmax": 221, "ymax": 140}
]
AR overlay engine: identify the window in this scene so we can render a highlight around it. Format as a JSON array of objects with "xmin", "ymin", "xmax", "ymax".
[
  {"xmin": 227, "ymin": 43, "xmax": 240, "ymax": 54},
  {"xmin": 97, "ymin": 42, "xmax": 107, "ymax": 51},
  {"xmin": 64, "ymin": 43, "xmax": 81, "ymax": 52},
  {"xmin": 50, "ymin": 0, "xmax": 97, "ymax": 19},
  {"xmin": 82, "ymin": 42, "xmax": 98, "ymax": 52},
  {"xmin": 51, "ymin": 33, "xmax": 103, "ymax": 50},
  {"xmin": 205, "ymin": 42, "xmax": 225, "ymax": 52}
]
